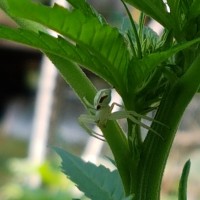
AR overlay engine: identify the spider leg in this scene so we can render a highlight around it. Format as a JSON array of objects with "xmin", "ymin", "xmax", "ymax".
[
  {"xmin": 110, "ymin": 102, "xmax": 124, "ymax": 111},
  {"xmin": 83, "ymin": 97, "xmax": 96, "ymax": 114},
  {"xmin": 111, "ymin": 102, "xmax": 167, "ymax": 128},
  {"xmin": 109, "ymin": 111, "xmax": 163, "ymax": 138},
  {"xmin": 83, "ymin": 97, "xmax": 93, "ymax": 108},
  {"xmin": 126, "ymin": 114, "xmax": 163, "ymax": 138},
  {"xmin": 109, "ymin": 110, "xmax": 144, "ymax": 126},
  {"xmin": 126, "ymin": 110, "xmax": 168, "ymax": 127},
  {"xmin": 78, "ymin": 114, "xmax": 105, "ymax": 141}
]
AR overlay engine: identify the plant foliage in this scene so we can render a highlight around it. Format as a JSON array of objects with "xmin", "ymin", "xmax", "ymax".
[{"xmin": 0, "ymin": 0, "xmax": 200, "ymax": 199}]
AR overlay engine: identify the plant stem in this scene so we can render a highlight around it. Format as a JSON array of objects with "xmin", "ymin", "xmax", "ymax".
[
  {"xmin": 135, "ymin": 54, "xmax": 200, "ymax": 200},
  {"xmin": 101, "ymin": 122, "xmax": 131, "ymax": 194}
]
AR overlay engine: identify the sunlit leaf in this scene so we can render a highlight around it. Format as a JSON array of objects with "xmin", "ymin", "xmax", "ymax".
[{"xmin": 2, "ymin": 0, "xmax": 131, "ymax": 92}]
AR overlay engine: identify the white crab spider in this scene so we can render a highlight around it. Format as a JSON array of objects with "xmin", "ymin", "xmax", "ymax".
[{"xmin": 79, "ymin": 89, "xmax": 162, "ymax": 140}]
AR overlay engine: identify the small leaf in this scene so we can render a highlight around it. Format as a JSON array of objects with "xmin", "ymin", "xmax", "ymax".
[
  {"xmin": 178, "ymin": 159, "xmax": 191, "ymax": 200},
  {"xmin": 54, "ymin": 147, "xmax": 126, "ymax": 200},
  {"xmin": 121, "ymin": 17, "xmax": 159, "ymax": 56},
  {"xmin": 128, "ymin": 38, "xmax": 200, "ymax": 93}
]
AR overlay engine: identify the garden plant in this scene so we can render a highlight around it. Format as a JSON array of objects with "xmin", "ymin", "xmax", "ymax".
[{"xmin": 0, "ymin": 0, "xmax": 200, "ymax": 199}]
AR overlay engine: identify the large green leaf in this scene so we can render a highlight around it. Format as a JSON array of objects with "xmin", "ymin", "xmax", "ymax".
[
  {"xmin": 54, "ymin": 147, "xmax": 127, "ymax": 200},
  {"xmin": 2, "ymin": 0, "xmax": 131, "ymax": 92},
  {"xmin": 0, "ymin": 25, "xmax": 115, "ymax": 86},
  {"xmin": 0, "ymin": 0, "xmax": 115, "ymax": 86}
]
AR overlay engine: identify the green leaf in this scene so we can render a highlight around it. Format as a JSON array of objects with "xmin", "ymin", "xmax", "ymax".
[
  {"xmin": 2, "ymin": 0, "xmax": 131, "ymax": 92},
  {"xmin": 0, "ymin": 25, "xmax": 97, "ymax": 104},
  {"xmin": 128, "ymin": 38, "xmax": 200, "ymax": 93},
  {"xmin": 178, "ymin": 160, "xmax": 191, "ymax": 200},
  {"xmin": 0, "ymin": 25, "xmax": 114, "ymax": 86},
  {"xmin": 54, "ymin": 147, "xmax": 127, "ymax": 200},
  {"xmin": 121, "ymin": 17, "xmax": 159, "ymax": 56}
]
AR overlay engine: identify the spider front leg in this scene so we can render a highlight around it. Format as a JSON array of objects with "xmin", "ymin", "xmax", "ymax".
[
  {"xmin": 126, "ymin": 113, "xmax": 163, "ymax": 138},
  {"xmin": 78, "ymin": 114, "xmax": 105, "ymax": 141},
  {"xmin": 126, "ymin": 110, "xmax": 168, "ymax": 127},
  {"xmin": 82, "ymin": 97, "xmax": 96, "ymax": 114}
]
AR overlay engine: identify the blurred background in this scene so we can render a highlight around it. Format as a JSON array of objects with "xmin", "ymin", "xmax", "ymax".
[{"xmin": 0, "ymin": 0, "xmax": 200, "ymax": 199}]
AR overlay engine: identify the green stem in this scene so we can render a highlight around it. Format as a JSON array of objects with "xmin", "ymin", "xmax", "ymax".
[
  {"xmin": 101, "ymin": 122, "xmax": 131, "ymax": 194},
  {"xmin": 135, "ymin": 54, "xmax": 200, "ymax": 200}
]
